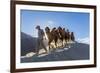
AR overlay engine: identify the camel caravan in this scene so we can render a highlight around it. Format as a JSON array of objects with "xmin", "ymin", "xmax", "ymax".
[
  {"xmin": 36, "ymin": 25, "xmax": 75, "ymax": 54},
  {"xmin": 45, "ymin": 26, "xmax": 75, "ymax": 50}
]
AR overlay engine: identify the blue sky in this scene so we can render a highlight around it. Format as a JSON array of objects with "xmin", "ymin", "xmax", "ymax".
[{"xmin": 21, "ymin": 10, "xmax": 90, "ymax": 40}]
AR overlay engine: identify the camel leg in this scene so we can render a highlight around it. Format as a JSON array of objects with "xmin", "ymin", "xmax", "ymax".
[
  {"xmin": 65, "ymin": 40, "xmax": 67, "ymax": 46},
  {"xmin": 48, "ymin": 42, "xmax": 51, "ymax": 52},
  {"xmin": 55, "ymin": 42, "xmax": 57, "ymax": 48},
  {"xmin": 56, "ymin": 40, "xmax": 58, "ymax": 48},
  {"xmin": 62, "ymin": 40, "xmax": 63, "ymax": 47}
]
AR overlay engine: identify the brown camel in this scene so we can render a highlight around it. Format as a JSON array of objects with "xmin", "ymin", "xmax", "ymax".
[
  {"xmin": 57, "ymin": 26, "xmax": 66, "ymax": 46},
  {"xmin": 70, "ymin": 32, "xmax": 75, "ymax": 41},
  {"xmin": 45, "ymin": 27, "xmax": 54, "ymax": 51},
  {"xmin": 45, "ymin": 27, "xmax": 60, "ymax": 51}
]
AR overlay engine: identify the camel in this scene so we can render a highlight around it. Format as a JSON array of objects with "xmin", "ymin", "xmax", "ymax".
[
  {"xmin": 57, "ymin": 26, "xmax": 66, "ymax": 46},
  {"xmin": 45, "ymin": 27, "xmax": 54, "ymax": 51},
  {"xmin": 70, "ymin": 32, "xmax": 75, "ymax": 42},
  {"xmin": 45, "ymin": 27, "xmax": 60, "ymax": 51},
  {"xmin": 45, "ymin": 26, "xmax": 75, "ymax": 51}
]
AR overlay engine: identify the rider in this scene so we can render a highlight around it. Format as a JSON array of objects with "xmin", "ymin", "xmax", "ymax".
[{"xmin": 35, "ymin": 25, "xmax": 47, "ymax": 55}]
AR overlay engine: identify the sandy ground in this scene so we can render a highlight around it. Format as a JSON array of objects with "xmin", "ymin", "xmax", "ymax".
[{"xmin": 21, "ymin": 42, "xmax": 89, "ymax": 63}]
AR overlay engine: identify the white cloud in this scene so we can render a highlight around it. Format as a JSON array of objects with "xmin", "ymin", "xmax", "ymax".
[
  {"xmin": 77, "ymin": 37, "xmax": 90, "ymax": 44},
  {"xmin": 44, "ymin": 20, "xmax": 56, "ymax": 29},
  {"xmin": 47, "ymin": 20, "xmax": 54, "ymax": 24}
]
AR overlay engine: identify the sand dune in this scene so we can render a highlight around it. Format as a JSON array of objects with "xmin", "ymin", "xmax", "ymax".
[{"xmin": 21, "ymin": 42, "xmax": 89, "ymax": 63}]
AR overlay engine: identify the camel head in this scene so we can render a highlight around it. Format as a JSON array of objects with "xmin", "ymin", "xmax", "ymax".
[{"xmin": 45, "ymin": 27, "xmax": 50, "ymax": 33}]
